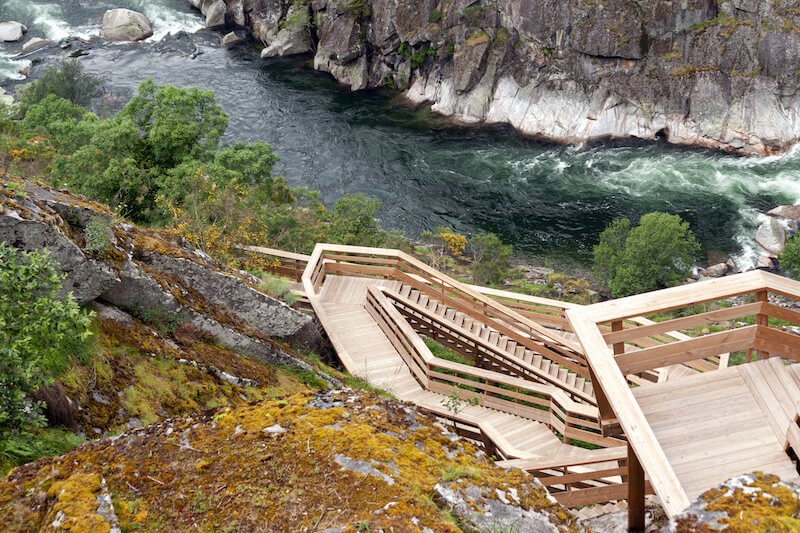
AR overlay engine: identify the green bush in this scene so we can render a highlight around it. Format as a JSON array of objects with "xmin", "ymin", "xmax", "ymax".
[
  {"xmin": 0, "ymin": 244, "xmax": 93, "ymax": 432},
  {"xmin": 781, "ymin": 234, "xmax": 800, "ymax": 280},
  {"xmin": 20, "ymin": 60, "xmax": 103, "ymax": 113},
  {"xmin": 593, "ymin": 212, "xmax": 701, "ymax": 297},
  {"xmin": 470, "ymin": 232, "xmax": 512, "ymax": 286},
  {"xmin": 0, "ymin": 428, "xmax": 84, "ymax": 475},
  {"xmin": 84, "ymin": 217, "xmax": 111, "ymax": 257}
]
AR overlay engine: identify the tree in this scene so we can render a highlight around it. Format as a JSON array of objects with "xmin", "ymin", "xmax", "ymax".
[
  {"xmin": 119, "ymin": 79, "xmax": 228, "ymax": 167},
  {"xmin": 594, "ymin": 212, "xmax": 700, "ymax": 297},
  {"xmin": 0, "ymin": 244, "xmax": 93, "ymax": 432},
  {"xmin": 20, "ymin": 60, "xmax": 104, "ymax": 113},
  {"xmin": 781, "ymin": 234, "xmax": 800, "ymax": 280},
  {"xmin": 592, "ymin": 218, "xmax": 631, "ymax": 290},
  {"xmin": 326, "ymin": 194, "xmax": 384, "ymax": 246},
  {"xmin": 470, "ymin": 232, "xmax": 512, "ymax": 286}
]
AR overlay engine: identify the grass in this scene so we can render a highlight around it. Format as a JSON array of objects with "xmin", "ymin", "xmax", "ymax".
[
  {"xmin": 424, "ymin": 337, "xmax": 474, "ymax": 366},
  {"xmin": 1, "ymin": 428, "xmax": 84, "ymax": 476},
  {"xmin": 252, "ymin": 269, "xmax": 299, "ymax": 305},
  {"xmin": 441, "ymin": 465, "xmax": 481, "ymax": 482}
]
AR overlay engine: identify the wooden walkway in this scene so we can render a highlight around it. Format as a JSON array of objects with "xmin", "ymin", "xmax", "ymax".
[
  {"xmin": 252, "ymin": 243, "xmax": 800, "ymax": 520},
  {"xmin": 319, "ymin": 275, "xmax": 582, "ymax": 459}
]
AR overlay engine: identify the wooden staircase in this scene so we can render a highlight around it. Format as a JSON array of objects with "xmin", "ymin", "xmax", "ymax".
[{"xmin": 391, "ymin": 283, "xmax": 596, "ymax": 403}]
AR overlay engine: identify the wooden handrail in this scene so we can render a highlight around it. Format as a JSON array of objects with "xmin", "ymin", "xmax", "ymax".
[
  {"xmin": 367, "ymin": 285, "xmax": 619, "ymax": 448},
  {"xmin": 383, "ymin": 288, "xmax": 596, "ymax": 404},
  {"xmin": 568, "ymin": 309, "xmax": 690, "ymax": 516}
]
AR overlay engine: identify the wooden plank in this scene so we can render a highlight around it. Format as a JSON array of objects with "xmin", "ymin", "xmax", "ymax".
[
  {"xmin": 738, "ymin": 363, "xmax": 788, "ymax": 442},
  {"xmin": 554, "ymin": 481, "xmax": 654, "ymax": 508},
  {"xmin": 615, "ymin": 326, "xmax": 757, "ymax": 375},
  {"xmin": 786, "ymin": 423, "xmax": 800, "ymax": 453},
  {"xmin": 764, "ymin": 303, "xmax": 800, "ymax": 327},
  {"xmin": 238, "ymin": 244, "xmax": 311, "ymax": 262},
  {"xmin": 603, "ymin": 302, "xmax": 763, "ymax": 345},
  {"xmin": 754, "ymin": 326, "xmax": 800, "ymax": 361}
]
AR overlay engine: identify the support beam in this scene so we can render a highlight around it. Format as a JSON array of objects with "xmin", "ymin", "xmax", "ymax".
[
  {"xmin": 628, "ymin": 443, "xmax": 645, "ymax": 532},
  {"xmin": 755, "ymin": 290, "xmax": 770, "ymax": 359}
]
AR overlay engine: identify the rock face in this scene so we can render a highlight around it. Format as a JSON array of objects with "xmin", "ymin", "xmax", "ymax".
[
  {"xmin": 0, "ymin": 21, "xmax": 26, "ymax": 42},
  {"xmin": 0, "ymin": 177, "xmax": 316, "ymax": 369},
  {"xmin": 100, "ymin": 9, "xmax": 154, "ymax": 42},
  {"xmin": 193, "ymin": 0, "xmax": 800, "ymax": 155},
  {"xmin": 21, "ymin": 37, "xmax": 52, "ymax": 54}
]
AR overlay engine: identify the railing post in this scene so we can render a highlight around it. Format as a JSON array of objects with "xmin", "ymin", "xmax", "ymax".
[
  {"xmin": 755, "ymin": 290, "xmax": 770, "ymax": 360},
  {"xmin": 628, "ymin": 443, "xmax": 645, "ymax": 532},
  {"xmin": 612, "ymin": 320, "xmax": 625, "ymax": 356}
]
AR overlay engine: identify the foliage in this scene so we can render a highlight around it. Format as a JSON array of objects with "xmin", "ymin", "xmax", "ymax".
[
  {"xmin": 424, "ymin": 338, "xmax": 473, "ymax": 366},
  {"xmin": 0, "ymin": 244, "xmax": 93, "ymax": 432},
  {"xmin": 593, "ymin": 212, "xmax": 701, "ymax": 297},
  {"xmin": 422, "ymin": 227, "xmax": 466, "ymax": 271},
  {"xmin": 326, "ymin": 194, "xmax": 386, "ymax": 246},
  {"xmin": 470, "ymin": 232, "xmax": 512, "ymax": 286},
  {"xmin": 20, "ymin": 60, "xmax": 103, "ymax": 113},
  {"xmin": 780, "ymin": 233, "xmax": 800, "ymax": 280},
  {"xmin": 84, "ymin": 217, "xmax": 112, "ymax": 257},
  {"xmin": 0, "ymin": 428, "xmax": 84, "ymax": 476},
  {"xmin": 253, "ymin": 270, "xmax": 299, "ymax": 305}
]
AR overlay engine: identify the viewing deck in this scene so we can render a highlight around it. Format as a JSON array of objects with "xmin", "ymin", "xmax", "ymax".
[{"xmin": 249, "ymin": 243, "xmax": 800, "ymax": 526}]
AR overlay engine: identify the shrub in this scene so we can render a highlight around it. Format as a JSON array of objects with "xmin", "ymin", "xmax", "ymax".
[
  {"xmin": 781, "ymin": 234, "xmax": 800, "ymax": 280},
  {"xmin": 0, "ymin": 244, "xmax": 93, "ymax": 432},
  {"xmin": 20, "ymin": 60, "xmax": 104, "ymax": 113},
  {"xmin": 326, "ymin": 194, "xmax": 385, "ymax": 246},
  {"xmin": 594, "ymin": 212, "xmax": 701, "ymax": 297},
  {"xmin": 84, "ymin": 217, "xmax": 111, "ymax": 257},
  {"xmin": 470, "ymin": 232, "xmax": 512, "ymax": 286}
]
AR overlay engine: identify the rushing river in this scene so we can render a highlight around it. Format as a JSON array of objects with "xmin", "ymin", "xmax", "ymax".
[{"xmin": 2, "ymin": 0, "xmax": 800, "ymax": 267}]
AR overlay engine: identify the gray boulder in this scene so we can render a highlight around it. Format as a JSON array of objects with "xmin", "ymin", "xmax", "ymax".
[
  {"xmin": 701, "ymin": 263, "xmax": 729, "ymax": 278},
  {"xmin": 222, "ymin": 31, "xmax": 245, "ymax": 47},
  {"xmin": 768, "ymin": 205, "xmax": 800, "ymax": 221},
  {"xmin": 205, "ymin": 0, "xmax": 228, "ymax": 29},
  {"xmin": 756, "ymin": 255, "xmax": 775, "ymax": 270},
  {"xmin": 21, "ymin": 37, "xmax": 52, "ymax": 54},
  {"xmin": 755, "ymin": 218, "xmax": 787, "ymax": 257},
  {"xmin": 0, "ymin": 21, "xmax": 26, "ymax": 42},
  {"xmin": 101, "ymin": 9, "xmax": 154, "ymax": 41}
]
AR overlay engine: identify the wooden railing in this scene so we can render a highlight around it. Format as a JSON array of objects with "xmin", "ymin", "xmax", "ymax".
[
  {"xmin": 568, "ymin": 270, "xmax": 800, "ymax": 517},
  {"xmin": 498, "ymin": 447, "xmax": 654, "ymax": 507},
  {"xmin": 366, "ymin": 285, "xmax": 621, "ymax": 448},
  {"xmin": 383, "ymin": 288, "xmax": 596, "ymax": 405},
  {"xmin": 239, "ymin": 245, "xmax": 310, "ymax": 281},
  {"xmin": 302, "ymin": 244, "xmax": 591, "ymax": 377}
]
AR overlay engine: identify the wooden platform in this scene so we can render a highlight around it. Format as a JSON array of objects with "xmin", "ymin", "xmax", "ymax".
[{"xmin": 633, "ymin": 358, "xmax": 800, "ymax": 500}]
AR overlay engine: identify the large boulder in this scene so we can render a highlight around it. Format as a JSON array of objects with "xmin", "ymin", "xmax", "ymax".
[
  {"xmin": 101, "ymin": 9, "xmax": 154, "ymax": 42},
  {"xmin": 768, "ymin": 204, "xmax": 800, "ymax": 221},
  {"xmin": 0, "ymin": 21, "xmax": 26, "ymax": 42},
  {"xmin": 205, "ymin": 0, "xmax": 228, "ymax": 29},
  {"xmin": 755, "ymin": 217, "xmax": 787, "ymax": 258}
]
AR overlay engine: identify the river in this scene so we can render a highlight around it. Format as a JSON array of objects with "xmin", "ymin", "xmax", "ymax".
[{"xmin": 2, "ymin": 0, "xmax": 799, "ymax": 268}]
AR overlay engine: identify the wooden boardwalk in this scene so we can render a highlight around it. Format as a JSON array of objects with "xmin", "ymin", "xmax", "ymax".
[
  {"xmin": 251, "ymin": 244, "xmax": 800, "ymax": 521},
  {"xmin": 319, "ymin": 275, "xmax": 582, "ymax": 459}
]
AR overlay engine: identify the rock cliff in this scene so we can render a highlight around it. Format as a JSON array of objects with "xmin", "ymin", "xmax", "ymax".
[{"xmin": 191, "ymin": 0, "xmax": 800, "ymax": 155}]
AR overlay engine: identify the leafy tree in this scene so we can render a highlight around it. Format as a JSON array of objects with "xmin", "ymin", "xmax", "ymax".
[
  {"xmin": 119, "ymin": 79, "xmax": 228, "ymax": 167},
  {"xmin": 781, "ymin": 234, "xmax": 800, "ymax": 280},
  {"xmin": 20, "ymin": 60, "xmax": 103, "ymax": 113},
  {"xmin": 594, "ymin": 212, "xmax": 700, "ymax": 297},
  {"xmin": 0, "ymin": 244, "xmax": 93, "ymax": 432},
  {"xmin": 592, "ymin": 218, "xmax": 631, "ymax": 290},
  {"xmin": 20, "ymin": 95, "xmax": 97, "ymax": 153},
  {"xmin": 470, "ymin": 232, "xmax": 512, "ymax": 286},
  {"xmin": 326, "ymin": 194, "xmax": 385, "ymax": 246}
]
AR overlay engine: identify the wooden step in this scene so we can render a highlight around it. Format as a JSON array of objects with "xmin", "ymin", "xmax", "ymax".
[
  {"xmin": 409, "ymin": 289, "xmax": 420, "ymax": 303},
  {"xmin": 532, "ymin": 354, "xmax": 542, "ymax": 367},
  {"xmin": 497, "ymin": 338, "xmax": 509, "ymax": 352},
  {"xmin": 418, "ymin": 294, "xmax": 429, "ymax": 308},
  {"xmin": 515, "ymin": 345, "xmax": 526, "ymax": 359},
  {"xmin": 399, "ymin": 285, "xmax": 411, "ymax": 298},
  {"xmin": 566, "ymin": 373, "xmax": 577, "ymax": 388},
  {"xmin": 540, "ymin": 359, "xmax": 551, "ymax": 374},
  {"xmin": 445, "ymin": 308, "xmax": 456, "ymax": 321},
  {"xmin": 575, "ymin": 377, "xmax": 585, "ymax": 391},
  {"xmin": 557, "ymin": 368, "xmax": 568, "ymax": 382},
  {"xmin": 488, "ymin": 331, "xmax": 499, "ymax": 345}
]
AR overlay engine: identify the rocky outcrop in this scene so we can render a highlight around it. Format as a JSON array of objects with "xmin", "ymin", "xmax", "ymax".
[
  {"xmin": 0, "ymin": 177, "xmax": 317, "ymax": 370},
  {"xmin": 100, "ymin": 9, "xmax": 154, "ymax": 42},
  {"xmin": 194, "ymin": 0, "xmax": 800, "ymax": 155},
  {"xmin": 0, "ymin": 21, "xmax": 26, "ymax": 42}
]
